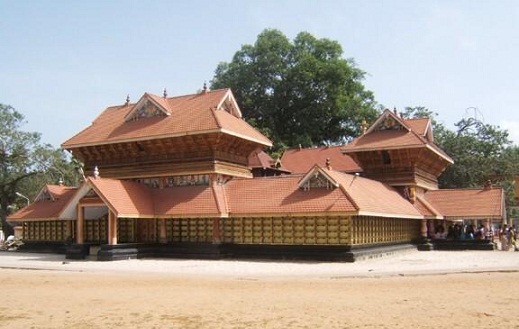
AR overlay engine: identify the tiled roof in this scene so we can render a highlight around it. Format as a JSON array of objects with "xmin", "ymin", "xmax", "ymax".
[
  {"xmin": 248, "ymin": 149, "xmax": 291, "ymax": 173},
  {"xmin": 152, "ymin": 185, "xmax": 222, "ymax": 218},
  {"xmin": 7, "ymin": 185, "xmax": 77, "ymax": 221},
  {"xmin": 224, "ymin": 175, "xmax": 357, "ymax": 216},
  {"xmin": 89, "ymin": 178, "xmax": 155, "ymax": 217},
  {"xmin": 404, "ymin": 118, "xmax": 429, "ymax": 137},
  {"xmin": 413, "ymin": 196, "xmax": 443, "ymax": 218},
  {"xmin": 424, "ymin": 187, "xmax": 504, "ymax": 219},
  {"xmin": 62, "ymin": 89, "xmax": 271, "ymax": 148},
  {"xmin": 344, "ymin": 129, "xmax": 425, "ymax": 151},
  {"xmin": 326, "ymin": 170, "xmax": 423, "ymax": 218},
  {"xmin": 280, "ymin": 146, "xmax": 362, "ymax": 174}
]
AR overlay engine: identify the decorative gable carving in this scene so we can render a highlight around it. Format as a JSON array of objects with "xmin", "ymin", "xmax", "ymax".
[
  {"xmin": 376, "ymin": 115, "xmax": 404, "ymax": 131},
  {"xmin": 36, "ymin": 188, "xmax": 54, "ymax": 202},
  {"xmin": 125, "ymin": 93, "xmax": 170, "ymax": 122},
  {"xmin": 217, "ymin": 90, "xmax": 242, "ymax": 118},
  {"xmin": 365, "ymin": 109, "xmax": 410, "ymax": 135},
  {"xmin": 298, "ymin": 165, "xmax": 339, "ymax": 191}
]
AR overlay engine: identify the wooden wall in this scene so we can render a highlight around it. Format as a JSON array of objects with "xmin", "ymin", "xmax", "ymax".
[
  {"xmin": 22, "ymin": 215, "xmax": 421, "ymax": 247},
  {"xmin": 221, "ymin": 217, "xmax": 351, "ymax": 245},
  {"xmin": 352, "ymin": 216, "xmax": 420, "ymax": 245},
  {"xmin": 23, "ymin": 221, "xmax": 74, "ymax": 242}
]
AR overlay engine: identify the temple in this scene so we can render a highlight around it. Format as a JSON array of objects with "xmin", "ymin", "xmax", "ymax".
[{"xmin": 8, "ymin": 88, "xmax": 505, "ymax": 261}]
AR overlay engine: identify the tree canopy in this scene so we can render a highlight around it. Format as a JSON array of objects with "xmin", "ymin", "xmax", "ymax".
[
  {"xmin": 211, "ymin": 29, "xmax": 378, "ymax": 151},
  {"xmin": 0, "ymin": 104, "xmax": 80, "ymax": 235}
]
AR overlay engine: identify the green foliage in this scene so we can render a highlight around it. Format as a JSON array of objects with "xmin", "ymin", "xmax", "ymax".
[
  {"xmin": 0, "ymin": 104, "xmax": 80, "ymax": 235},
  {"xmin": 437, "ymin": 117, "xmax": 512, "ymax": 188},
  {"xmin": 211, "ymin": 29, "xmax": 378, "ymax": 151}
]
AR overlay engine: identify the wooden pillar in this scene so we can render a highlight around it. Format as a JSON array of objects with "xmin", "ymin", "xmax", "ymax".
[
  {"xmin": 212, "ymin": 218, "xmax": 221, "ymax": 244},
  {"xmin": 76, "ymin": 205, "xmax": 84, "ymax": 244},
  {"xmin": 421, "ymin": 218, "xmax": 428, "ymax": 239},
  {"xmin": 107, "ymin": 211, "xmax": 117, "ymax": 245},
  {"xmin": 159, "ymin": 219, "xmax": 167, "ymax": 243}
]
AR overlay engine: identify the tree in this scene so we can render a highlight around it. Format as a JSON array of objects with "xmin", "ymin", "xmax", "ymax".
[
  {"xmin": 436, "ymin": 117, "xmax": 513, "ymax": 189},
  {"xmin": 0, "ymin": 104, "xmax": 79, "ymax": 236},
  {"xmin": 211, "ymin": 29, "xmax": 378, "ymax": 151}
]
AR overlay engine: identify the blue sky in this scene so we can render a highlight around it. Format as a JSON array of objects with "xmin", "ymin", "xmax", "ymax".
[{"xmin": 1, "ymin": 0, "xmax": 518, "ymax": 147}]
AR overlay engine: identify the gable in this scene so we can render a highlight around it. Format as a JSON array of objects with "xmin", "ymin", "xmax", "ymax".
[
  {"xmin": 298, "ymin": 166, "xmax": 339, "ymax": 191},
  {"xmin": 124, "ymin": 93, "xmax": 170, "ymax": 122},
  {"xmin": 216, "ymin": 90, "xmax": 242, "ymax": 118},
  {"xmin": 369, "ymin": 110, "xmax": 410, "ymax": 133}
]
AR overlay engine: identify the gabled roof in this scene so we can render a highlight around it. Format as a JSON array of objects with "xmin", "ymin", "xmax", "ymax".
[
  {"xmin": 224, "ymin": 174, "xmax": 357, "ymax": 216},
  {"xmin": 124, "ymin": 93, "xmax": 171, "ymax": 121},
  {"xmin": 325, "ymin": 170, "xmax": 423, "ymax": 218},
  {"xmin": 248, "ymin": 149, "xmax": 291, "ymax": 174},
  {"xmin": 7, "ymin": 185, "xmax": 78, "ymax": 222},
  {"xmin": 224, "ymin": 168, "xmax": 422, "ymax": 219},
  {"xmin": 424, "ymin": 187, "xmax": 505, "ymax": 220},
  {"xmin": 343, "ymin": 109, "xmax": 453, "ymax": 164},
  {"xmin": 62, "ymin": 88, "xmax": 271, "ymax": 149},
  {"xmin": 280, "ymin": 145, "xmax": 362, "ymax": 174}
]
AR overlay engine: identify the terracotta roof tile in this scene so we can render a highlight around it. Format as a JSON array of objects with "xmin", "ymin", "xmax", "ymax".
[
  {"xmin": 89, "ymin": 178, "xmax": 155, "ymax": 216},
  {"xmin": 326, "ymin": 170, "xmax": 423, "ymax": 218},
  {"xmin": 62, "ymin": 89, "xmax": 271, "ymax": 148},
  {"xmin": 153, "ymin": 185, "xmax": 221, "ymax": 217},
  {"xmin": 404, "ymin": 118, "xmax": 429, "ymax": 136},
  {"xmin": 7, "ymin": 185, "xmax": 77, "ymax": 221},
  {"xmin": 224, "ymin": 175, "xmax": 357, "ymax": 216},
  {"xmin": 424, "ymin": 188, "xmax": 504, "ymax": 219},
  {"xmin": 281, "ymin": 146, "xmax": 361, "ymax": 174},
  {"xmin": 344, "ymin": 130, "xmax": 424, "ymax": 151}
]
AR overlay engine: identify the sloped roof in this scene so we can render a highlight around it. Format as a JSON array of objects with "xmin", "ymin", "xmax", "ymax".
[
  {"xmin": 343, "ymin": 109, "xmax": 452, "ymax": 163},
  {"xmin": 281, "ymin": 145, "xmax": 362, "ymax": 174},
  {"xmin": 326, "ymin": 170, "xmax": 423, "ymax": 218},
  {"xmin": 224, "ymin": 168, "xmax": 422, "ymax": 218},
  {"xmin": 62, "ymin": 88, "xmax": 272, "ymax": 149},
  {"xmin": 88, "ymin": 178, "xmax": 155, "ymax": 217},
  {"xmin": 152, "ymin": 185, "xmax": 222, "ymax": 218},
  {"xmin": 413, "ymin": 196, "xmax": 443, "ymax": 219},
  {"xmin": 404, "ymin": 118, "xmax": 430, "ymax": 137},
  {"xmin": 7, "ymin": 185, "xmax": 78, "ymax": 221},
  {"xmin": 248, "ymin": 149, "xmax": 291, "ymax": 174},
  {"xmin": 224, "ymin": 175, "xmax": 357, "ymax": 216},
  {"xmin": 424, "ymin": 187, "xmax": 504, "ymax": 219}
]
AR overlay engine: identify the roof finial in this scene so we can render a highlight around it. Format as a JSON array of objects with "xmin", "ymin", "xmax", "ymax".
[
  {"xmin": 163, "ymin": 88, "xmax": 167, "ymax": 98},
  {"xmin": 361, "ymin": 119, "xmax": 368, "ymax": 134},
  {"xmin": 93, "ymin": 166, "xmax": 100, "ymax": 179},
  {"xmin": 202, "ymin": 82, "xmax": 208, "ymax": 94},
  {"xmin": 125, "ymin": 94, "xmax": 130, "ymax": 106},
  {"xmin": 393, "ymin": 107, "xmax": 397, "ymax": 115},
  {"xmin": 58, "ymin": 177, "xmax": 64, "ymax": 186},
  {"xmin": 325, "ymin": 158, "xmax": 332, "ymax": 170}
]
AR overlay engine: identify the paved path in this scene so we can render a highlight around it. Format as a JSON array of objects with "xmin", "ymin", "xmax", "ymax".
[{"xmin": 0, "ymin": 249, "xmax": 517, "ymax": 278}]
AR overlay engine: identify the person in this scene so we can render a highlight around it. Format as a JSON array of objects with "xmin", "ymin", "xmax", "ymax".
[
  {"xmin": 510, "ymin": 225, "xmax": 517, "ymax": 251},
  {"xmin": 499, "ymin": 224, "xmax": 510, "ymax": 251}
]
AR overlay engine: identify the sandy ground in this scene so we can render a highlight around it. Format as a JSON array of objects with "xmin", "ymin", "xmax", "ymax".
[{"xmin": 0, "ymin": 250, "xmax": 518, "ymax": 329}]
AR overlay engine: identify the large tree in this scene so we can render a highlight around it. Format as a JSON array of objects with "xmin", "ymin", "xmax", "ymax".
[
  {"xmin": 211, "ymin": 29, "xmax": 378, "ymax": 151},
  {"xmin": 0, "ymin": 104, "xmax": 80, "ymax": 236}
]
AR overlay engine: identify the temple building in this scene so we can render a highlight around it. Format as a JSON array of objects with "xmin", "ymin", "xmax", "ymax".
[{"xmin": 8, "ymin": 88, "xmax": 505, "ymax": 261}]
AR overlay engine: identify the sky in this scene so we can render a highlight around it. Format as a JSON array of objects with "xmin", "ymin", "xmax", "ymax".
[{"xmin": 1, "ymin": 0, "xmax": 518, "ymax": 148}]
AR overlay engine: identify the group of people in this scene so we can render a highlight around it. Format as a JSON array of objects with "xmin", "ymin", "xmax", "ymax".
[
  {"xmin": 433, "ymin": 223, "xmax": 488, "ymax": 240},
  {"xmin": 432, "ymin": 222, "xmax": 518, "ymax": 251}
]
